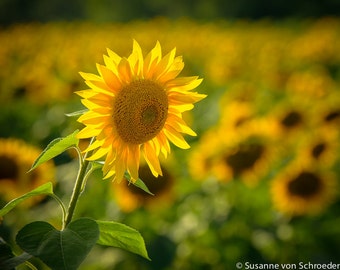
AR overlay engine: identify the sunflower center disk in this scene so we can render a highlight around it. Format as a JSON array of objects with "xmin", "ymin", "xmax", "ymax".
[
  {"xmin": 113, "ymin": 80, "xmax": 168, "ymax": 145},
  {"xmin": 0, "ymin": 155, "xmax": 19, "ymax": 180},
  {"xmin": 288, "ymin": 171, "xmax": 321, "ymax": 198}
]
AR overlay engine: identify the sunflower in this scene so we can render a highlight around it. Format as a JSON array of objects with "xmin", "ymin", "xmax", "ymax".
[
  {"xmin": 267, "ymin": 93, "xmax": 314, "ymax": 138},
  {"xmin": 296, "ymin": 126, "xmax": 339, "ymax": 167},
  {"xmin": 190, "ymin": 118, "xmax": 277, "ymax": 185},
  {"xmin": 219, "ymin": 100, "xmax": 255, "ymax": 134},
  {"xmin": 76, "ymin": 40, "xmax": 206, "ymax": 182},
  {"xmin": 211, "ymin": 134, "xmax": 271, "ymax": 186},
  {"xmin": 314, "ymin": 90, "xmax": 340, "ymax": 128},
  {"xmin": 271, "ymin": 159, "xmax": 337, "ymax": 216},
  {"xmin": 0, "ymin": 138, "xmax": 55, "ymax": 207},
  {"xmin": 113, "ymin": 163, "xmax": 175, "ymax": 212}
]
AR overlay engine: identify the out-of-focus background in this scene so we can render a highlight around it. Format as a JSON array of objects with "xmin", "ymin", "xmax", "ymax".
[{"xmin": 1, "ymin": 1, "xmax": 340, "ymax": 269}]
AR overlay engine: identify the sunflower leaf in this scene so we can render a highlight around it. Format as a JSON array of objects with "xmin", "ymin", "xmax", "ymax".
[
  {"xmin": 124, "ymin": 172, "xmax": 154, "ymax": 196},
  {"xmin": 0, "ymin": 239, "xmax": 32, "ymax": 270},
  {"xmin": 30, "ymin": 130, "xmax": 79, "ymax": 171},
  {"xmin": 96, "ymin": 220, "xmax": 151, "ymax": 260},
  {"xmin": 16, "ymin": 218, "xmax": 99, "ymax": 270},
  {"xmin": 0, "ymin": 183, "xmax": 53, "ymax": 217},
  {"xmin": 65, "ymin": 109, "xmax": 89, "ymax": 117}
]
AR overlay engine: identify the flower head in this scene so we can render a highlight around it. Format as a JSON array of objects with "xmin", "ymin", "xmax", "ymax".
[
  {"xmin": 77, "ymin": 40, "xmax": 206, "ymax": 182},
  {"xmin": 0, "ymin": 138, "xmax": 55, "ymax": 207},
  {"xmin": 271, "ymin": 159, "xmax": 337, "ymax": 216}
]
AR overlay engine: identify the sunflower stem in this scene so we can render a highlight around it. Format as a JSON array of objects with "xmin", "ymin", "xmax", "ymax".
[{"xmin": 64, "ymin": 139, "xmax": 94, "ymax": 228}]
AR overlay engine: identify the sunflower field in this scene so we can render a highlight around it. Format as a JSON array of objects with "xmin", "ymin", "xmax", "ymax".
[{"xmin": 1, "ymin": 18, "xmax": 340, "ymax": 269}]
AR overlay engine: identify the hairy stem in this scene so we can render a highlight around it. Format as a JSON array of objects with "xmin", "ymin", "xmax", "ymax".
[{"xmin": 64, "ymin": 140, "xmax": 93, "ymax": 228}]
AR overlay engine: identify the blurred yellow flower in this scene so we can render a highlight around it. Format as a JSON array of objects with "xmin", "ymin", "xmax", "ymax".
[
  {"xmin": 0, "ymin": 138, "xmax": 55, "ymax": 207},
  {"xmin": 314, "ymin": 91, "xmax": 340, "ymax": 129},
  {"xmin": 76, "ymin": 40, "xmax": 206, "ymax": 182},
  {"xmin": 190, "ymin": 118, "xmax": 277, "ymax": 186},
  {"xmin": 219, "ymin": 100, "xmax": 255, "ymax": 134},
  {"xmin": 113, "ymin": 163, "xmax": 175, "ymax": 212},
  {"xmin": 296, "ymin": 126, "xmax": 339, "ymax": 167},
  {"xmin": 271, "ymin": 159, "xmax": 337, "ymax": 216},
  {"xmin": 212, "ymin": 135, "xmax": 272, "ymax": 186}
]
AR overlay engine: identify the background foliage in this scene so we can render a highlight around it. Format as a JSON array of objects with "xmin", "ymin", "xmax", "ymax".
[{"xmin": 1, "ymin": 0, "xmax": 340, "ymax": 24}]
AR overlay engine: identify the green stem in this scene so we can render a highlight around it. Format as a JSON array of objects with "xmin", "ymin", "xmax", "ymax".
[
  {"xmin": 50, "ymin": 193, "xmax": 67, "ymax": 229},
  {"xmin": 64, "ymin": 141, "xmax": 93, "ymax": 228},
  {"xmin": 25, "ymin": 261, "xmax": 38, "ymax": 270}
]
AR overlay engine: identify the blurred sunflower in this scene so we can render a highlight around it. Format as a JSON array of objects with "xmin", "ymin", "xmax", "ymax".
[
  {"xmin": 77, "ymin": 40, "xmax": 206, "ymax": 182},
  {"xmin": 113, "ymin": 163, "xmax": 175, "ymax": 212},
  {"xmin": 212, "ymin": 134, "xmax": 272, "ymax": 186},
  {"xmin": 297, "ymin": 127, "xmax": 339, "ymax": 167},
  {"xmin": 268, "ymin": 94, "xmax": 314, "ymax": 136},
  {"xmin": 315, "ymin": 91, "xmax": 340, "ymax": 128},
  {"xmin": 0, "ymin": 138, "xmax": 55, "ymax": 207},
  {"xmin": 271, "ymin": 159, "xmax": 337, "ymax": 216},
  {"xmin": 219, "ymin": 100, "xmax": 255, "ymax": 134},
  {"xmin": 285, "ymin": 67, "xmax": 334, "ymax": 99},
  {"xmin": 190, "ymin": 118, "xmax": 276, "ymax": 185}
]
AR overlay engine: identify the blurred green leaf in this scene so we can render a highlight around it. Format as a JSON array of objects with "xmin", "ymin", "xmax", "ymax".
[
  {"xmin": 96, "ymin": 220, "xmax": 150, "ymax": 260},
  {"xmin": 30, "ymin": 130, "xmax": 79, "ymax": 171},
  {"xmin": 0, "ymin": 182, "xmax": 53, "ymax": 217},
  {"xmin": 0, "ymin": 238, "xmax": 32, "ymax": 270},
  {"xmin": 124, "ymin": 172, "xmax": 154, "ymax": 196},
  {"xmin": 16, "ymin": 218, "xmax": 99, "ymax": 270},
  {"xmin": 65, "ymin": 109, "xmax": 88, "ymax": 117}
]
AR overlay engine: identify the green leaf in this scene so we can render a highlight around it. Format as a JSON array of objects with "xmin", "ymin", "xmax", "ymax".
[
  {"xmin": 91, "ymin": 161, "xmax": 104, "ymax": 171},
  {"xmin": 0, "ymin": 182, "xmax": 53, "ymax": 217},
  {"xmin": 0, "ymin": 238, "xmax": 32, "ymax": 270},
  {"xmin": 65, "ymin": 109, "xmax": 88, "ymax": 117},
  {"xmin": 124, "ymin": 172, "xmax": 154, "ymax": 196},
  {"xmin": 30, "ymin": 130, "xmax": 79, "ymax": 171},
  {"xmin": 16, "ymin": 218, "xmax": 99, "ymax": 270},
  {"xmin": 96, "ymin": 220, "xmax": 150, "ymax": 260}
]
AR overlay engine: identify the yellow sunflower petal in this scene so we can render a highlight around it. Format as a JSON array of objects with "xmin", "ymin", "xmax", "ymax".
[
  {"xmin": 78, "ymin": 113, "xmax": 110, "ymax": 125},
  {"xmin": 84, "ymin": 80, "xmax": 115, "ymax": 96},
  {"xmin": 167, "ymin": 113, "xmax": 197, "ymax": 136},
  {"xmin": 83, "ymin": 138, "xmax": 103, "ymax": 152},
  {"xmin": 143, "ymin": 141, "xmax": 163, "ymax": 177},
  {"xmin": 144, "ymin": 41, "xmax": 162, "ymax": 78},
  {"xmin": 171, "ymin": 78, "xmax": 203, "ymax": 92},
  {"xmin": 128, "ymin": 39, "xmax": 144, "ymax": 77},
  {"xmin": 75, "ymin": 90, "xmax": 97, "ymax": 99},
  {"xmin": 80, "ymin": 99, "xmax": 110, "ymax": 113},
  {"xmin": 117, "ymin": 57, "xmax": 133, "ymax": 83},
  {"xmin": 103, "ymin": 149, "xmax": 116, "ymax": 177},
  {"xmin": 79, "ymin": 71, "xmax": 102, "ymax": 81},
  {"xmin": 156, "ymin": 130, "xmax": 171, "ymax": 157},
  {"xmin": 107, "ymin": 48, "xmax": 122, "ymax": 65},
  {"xmin": 87, "ymin": 146, "xmax": 108, "ymax": 161},
  {"xmin": 169, "ymin": 103, "xmax": 194, "ymax": 112},
  {"xmin": 127, "ymin": 144, "xmax": 140, "ymax": 182},
  {"xmin": 153, "ymin": 47, "xmax": 176, "ymax": 80},
  {"xmin": 168, "ymin": 90, "xmax": 207, "ymax": 105},
  {"xmin": 96, "ymin": 63, "xmax": 122, "ymax": 91},
  {"xmin": 163, "ymin": 125, "xmax": 190, "ymax": 149},
  {"xmin": 103, "ymin": 54, "xmax": 118, "ymax": 74},
  {"xmin": 77, "ymin": 126, "xmax": 100, "ymax": 139},
  {"xmin": 114, "ymin": 147, "xmax": 128, "ymax": 182},
  {"xmin": 158, "ymin": 56, "xmax": 184, "ymax": 83},
  {"xmin": 166, "ymin": 76, "xmax": 201, "ymax": 88}
]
